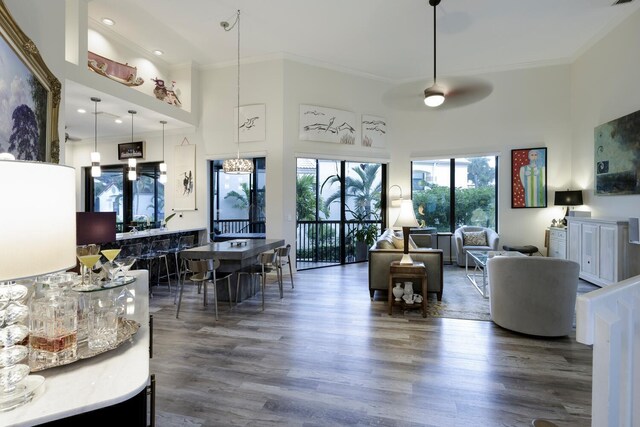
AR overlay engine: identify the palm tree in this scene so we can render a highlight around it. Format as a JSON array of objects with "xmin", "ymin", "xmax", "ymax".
[
  {"xmin": 224, "ymin": 182, "xmax": 251, "ymax": 210},
  {"xmin": 323, "ymin": 163, "xmax": 381, "ymax": 219},
  {"xmin": 296, "ymin": 174, "xmax": 329, "ymax": 221}
]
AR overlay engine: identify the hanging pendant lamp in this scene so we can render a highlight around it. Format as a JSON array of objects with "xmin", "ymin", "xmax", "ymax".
[
  {"xmin": 221, "ymin": 9, "xmax": 254, "ymax": 174},
  {"xmin": 127, "ymin": 110, "xmax": 137, "ymax": 181},
  {"xmin": 424, "ymin": 0, "xmax": 445, "ymax": 108},
  {"xmin": 90, "ymin": 97, "xmax": 102, "ymax": 177},
  {"xmin": 159, "ymin": 120, "xmax": 168, "ymax": 184}
]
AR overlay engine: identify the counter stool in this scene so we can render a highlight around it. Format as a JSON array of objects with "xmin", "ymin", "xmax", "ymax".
[
  {"xmin": 166, "ymin": 235, "xmax": 195, "ymax": 282},
  {"xmin": 138, "ymin": 239, "xmax": 172, "ymax": 295},
  {"xmin": 275, "ymin": 244, "xmax": 294, "ymax": 289}
]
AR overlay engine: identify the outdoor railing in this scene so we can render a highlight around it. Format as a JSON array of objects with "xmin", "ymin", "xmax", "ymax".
[{"xmin": 212, "ymin": 219, "xmax": 265, "ymax": 234}]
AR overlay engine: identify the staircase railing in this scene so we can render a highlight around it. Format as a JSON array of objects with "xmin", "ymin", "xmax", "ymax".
[{"xmin": 576, "ymin": 275, "xmax": 640, "ymax": 427}]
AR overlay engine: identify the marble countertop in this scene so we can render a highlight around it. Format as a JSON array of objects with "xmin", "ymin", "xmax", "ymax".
[
  {"xmin": 116, "ymin": 226, "xmax": 206, "ymax": 240},
  {"xmin": 0, "ymin": 270, "xmax": 150, "ymax": 426}
]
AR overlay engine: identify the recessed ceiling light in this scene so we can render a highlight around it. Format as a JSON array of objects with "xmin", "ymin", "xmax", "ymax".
[
  {"xmin": 101, "ymin": 17, "xmax": 115, "ymax": 26},
  {"xmin": 152, "ymin": 50, "xmax": 164, "ymax": 56},
  {"xmin": 114, "ymin": 119, "xmax": 123, "ymax": 124},
  {"xmin": 77, "ymin": 108, "xmax": 86, "ymax": 114}
]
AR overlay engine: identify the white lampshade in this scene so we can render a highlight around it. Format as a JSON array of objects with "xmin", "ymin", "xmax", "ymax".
[
  {"xmin": 0, "ymin": 160, "xmax": 76, "ymax": 281},
  {"xmin": 159, "ymin": 162, "xmax": 167, "ymax": 183},
  {"xmin": 393, "ymin": 199, "xmax": 419, "ymax": 228},
  {"xmin": 90, "ymin": 151, "xmax": 101, "ymax": 177}
]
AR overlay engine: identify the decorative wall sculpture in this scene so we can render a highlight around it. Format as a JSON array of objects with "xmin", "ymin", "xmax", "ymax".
[
  {"xmin": 594, "ymin": 109, "xmax": 640, "ymax": 195},
  {"xmin": 299, "ymin": 104, "xmax": 356, "ymax": 144}
]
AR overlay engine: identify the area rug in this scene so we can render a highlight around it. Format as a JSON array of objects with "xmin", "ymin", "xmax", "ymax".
[{"xmin": 425, "ymin": 265, "xmax": 491, "ymax": 321}]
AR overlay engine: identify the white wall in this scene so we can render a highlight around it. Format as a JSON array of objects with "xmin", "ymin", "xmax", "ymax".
[{"xmin": 571, "ymin": 7, "xmax": 640, "ymax": 219}]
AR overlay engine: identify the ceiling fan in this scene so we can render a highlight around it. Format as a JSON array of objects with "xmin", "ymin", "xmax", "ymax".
[
  {"xmin": 64, "ymin": 126, "xmax": 81, "ymax": 143},
  {"xmin": 382, "ymin": 0, "xmax": 493, "ymax": 111}
]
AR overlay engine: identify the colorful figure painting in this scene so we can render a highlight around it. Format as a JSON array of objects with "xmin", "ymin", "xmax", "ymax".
[{"xmin": 511, "ymin": 147, "xmax": 547, "ymax": 208}]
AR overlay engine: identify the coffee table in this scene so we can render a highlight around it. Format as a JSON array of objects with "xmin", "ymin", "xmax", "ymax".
[{"xmin": 466, "ymin": 250, "xmax": 526, "ymax": 298}]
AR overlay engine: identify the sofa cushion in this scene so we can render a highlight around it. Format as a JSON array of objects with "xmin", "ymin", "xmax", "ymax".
[{"xmin": 463, "ymin": 230, "xmax": 487, "ymax": 246}]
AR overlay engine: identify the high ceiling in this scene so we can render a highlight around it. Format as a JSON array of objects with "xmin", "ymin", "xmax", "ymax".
[{"xmin": 66, "ymin": 0, "xmax": 639, "ymax": 140}]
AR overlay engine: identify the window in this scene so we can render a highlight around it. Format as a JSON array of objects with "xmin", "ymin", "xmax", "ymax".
[
  {"xmin": 85, "ymin": 162, "xmax": 165, "ymax": 232},
  {"xmin": 412, "ymin": 156, "xmax": 497, "ymax": 232}
]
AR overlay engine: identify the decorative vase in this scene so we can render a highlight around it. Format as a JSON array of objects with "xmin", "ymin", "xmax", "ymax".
[
  {"xmin": 403, "ymin": 282, "xmax": 414, "ymax": 297},
  {"xmin": 392, "ymin": 283, "xmax": 404, "ymax": 301}
]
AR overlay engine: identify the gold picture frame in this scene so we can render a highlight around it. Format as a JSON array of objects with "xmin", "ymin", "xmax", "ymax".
[{"xmin": 0, "ymin": 1, "xmax": 61, "ymax": 163}]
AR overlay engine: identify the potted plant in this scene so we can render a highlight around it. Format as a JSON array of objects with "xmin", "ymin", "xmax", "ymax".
[{"xmin": 346, "ymin": 209, "xmax": 380, "ymax": 262}]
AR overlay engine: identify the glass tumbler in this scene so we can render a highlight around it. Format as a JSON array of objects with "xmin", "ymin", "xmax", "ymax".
[{"xmin": 87, "ymin": 289, "xmax": 118, "ymax": 351}]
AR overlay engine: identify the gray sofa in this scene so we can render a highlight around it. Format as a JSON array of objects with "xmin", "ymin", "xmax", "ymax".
[{"xmin": 368, "ymin": 230, "xmax": 444, "ymax": 300}]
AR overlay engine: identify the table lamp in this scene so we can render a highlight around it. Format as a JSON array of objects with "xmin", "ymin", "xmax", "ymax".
[
  {"xmin": 0, "ymin": 159, "xmax": 76, "ymax": 411},
  {"xmin": 554, "ymin": 190, "xmax": 583, "ymax": 226},
  {"xmin": 393, "ymin": 199, "xmax": 419, "ymax": 264}
]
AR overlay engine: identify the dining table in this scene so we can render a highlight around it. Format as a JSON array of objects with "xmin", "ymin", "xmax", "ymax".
[{"xmin": 178, "ymin": 238, "xmax": 285, "ymax": 302}]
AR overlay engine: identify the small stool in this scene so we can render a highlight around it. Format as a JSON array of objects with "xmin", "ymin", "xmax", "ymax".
[{"xmin": 502, "ymin": 244, "xmax": 538, "ymax": 256}]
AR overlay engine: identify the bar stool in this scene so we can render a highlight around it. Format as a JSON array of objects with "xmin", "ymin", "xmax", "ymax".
[
  {"xmin": 236, "ymin": 251, "xmax": 281, "ymax": 311},
  {"xmin": 138, "ymin": 239, "xmax": 172, "ymax": 294},
  {"xmin": 275, "ymin": 244, "xmax": 294, "ymax": 289},
  {"xmin": 166, "ymin": 235, "xmax": 195, "ymax": 281},
  {"xmin": 175, "ymin": 258, "xmax": 232, "ymax": 320}
]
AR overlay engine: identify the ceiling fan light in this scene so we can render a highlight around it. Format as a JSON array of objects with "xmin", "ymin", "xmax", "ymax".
[{"xmin": 424, "ymin": 88, "xmax": 445, "ymax": 107}]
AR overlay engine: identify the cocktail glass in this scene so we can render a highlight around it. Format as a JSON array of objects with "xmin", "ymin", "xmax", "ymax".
[
  {"xmin": 78, "ymin": 254, "xmax": 101, "ymax": 288},
  {"xmin": 101, "ymin": 249, "xmax": 122, "ymax": 285},
  {"xmin": 76, "ymin": 245, "xmax": 100, "ymax": 287}
]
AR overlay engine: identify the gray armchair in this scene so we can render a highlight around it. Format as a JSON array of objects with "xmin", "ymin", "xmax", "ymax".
[
  {"xmin": 486, "ymin": 256, "xmax": 580, "ymax": 337},
  {"xmin": 454, "ymin": 226, "xmax": 499, "ymax": 266}
]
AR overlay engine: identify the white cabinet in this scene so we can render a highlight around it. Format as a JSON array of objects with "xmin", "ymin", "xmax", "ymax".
[
  {"xmin": 567, "ymin": 217, "xmax": 630, "ymax": 287},
  {"xmin": 548, "ymin": 227, "xmax": 567, "ymax": 259}
]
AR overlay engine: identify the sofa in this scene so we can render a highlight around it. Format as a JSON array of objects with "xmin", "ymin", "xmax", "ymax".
[
  {"xmin": 368, "ymin": 229, "xmax": 444, "ymax": 300},
  {"xmin": 454, "ymin": 225, "xmax": 500, "ymax": 266},
  {"xmin": 487, "ymin": 256, "xmax": 580, "ymax": 337}
]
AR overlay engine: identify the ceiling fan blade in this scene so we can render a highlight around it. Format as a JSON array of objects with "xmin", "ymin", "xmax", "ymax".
[{"xmin": 382, "ymin": 76, "xmax": 493, "ymax": 111}]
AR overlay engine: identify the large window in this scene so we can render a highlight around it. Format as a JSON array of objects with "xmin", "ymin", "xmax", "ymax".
[
  {"xmin": 85, "ymin": 162, "xmax": 165, "ymax": 232},
  {"xmin": 209, "ymin": 158, "xmax": 266, "ymax": 237},
  {"xmin": 412, "ymin": 156, "xmax": 497, "ymax": 232}
]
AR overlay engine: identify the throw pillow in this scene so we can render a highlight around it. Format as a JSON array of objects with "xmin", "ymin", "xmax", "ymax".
[
  {"xmin": 376, "ymin": 229, "xmax": 395, "ymax": 249},
  {"xmin": 391, "ymin": 233, "xmax": 417, "ymax": 249},
  {"xmin": 463, "ymin": 230, "xmax": 488, "ymax": 246}
]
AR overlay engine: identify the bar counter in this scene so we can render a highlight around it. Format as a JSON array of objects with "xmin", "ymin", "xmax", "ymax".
[{"xmin": 0, "ymin": 270, "xmax": 150, "ymax": 426}]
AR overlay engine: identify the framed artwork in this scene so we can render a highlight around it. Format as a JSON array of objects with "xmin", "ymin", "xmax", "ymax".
[
  {"xmin": 511, "ymin": 147, "xmax": 547, "ymax": 208},
  {"xmin": 234, "ymin": 104, "xmax": 265, "ymax": 142},
  {"xmin": 117, "ymin": 141, "xmax": 144, "ymax": 160},
  {"xmin": 174, "ymin": 144, "xmax": 196, "ymax": 210},
  {"xmin": 0, "ymin": 3, "xmax": 61, "ymax": 163},
  {"xmin": 299, "ymin": 104, "xmax": 356, "ymax": 144},
  {"xmin": 361, "ymin": 114, "xmax": 386, "ymax": 148},
  {"xmin": 594, "ymin": 109, "xmax": 640, "ymax": 195}
]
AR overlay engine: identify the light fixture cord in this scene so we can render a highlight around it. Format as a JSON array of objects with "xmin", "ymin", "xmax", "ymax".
[
  {"xmin": 162, "ymin": 122, "xmax": 165, "ymax": 161},
  {"xmin": 94, "ymin": 100, "xmax": 98, "ymax": 151},
  {"xmin": 131, "ymin": 111, "xmax": 134, "ymax": 142},
  {"xmin": 236, "ymin": 9, "xmax": 241, "ymax": 159}
]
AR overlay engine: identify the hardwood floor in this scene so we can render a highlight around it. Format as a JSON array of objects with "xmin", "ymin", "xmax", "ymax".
[{"xmin": 149, "ymin": 263, "xmax": 592, "ymax": 426}]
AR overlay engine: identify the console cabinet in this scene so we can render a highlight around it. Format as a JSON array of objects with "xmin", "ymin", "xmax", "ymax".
[{"xmin": 567, "ymin": 217, "xmax": 630, "ymax": 287}]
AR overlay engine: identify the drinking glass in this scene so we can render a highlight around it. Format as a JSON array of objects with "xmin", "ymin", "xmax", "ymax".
[
  {"xmin": 76, "ymin": 244, "xmax": 101, "ymax": 289},
  {"xmin": 114, "ymin": 244, "xmax": 140, "ymax": 302},
  {"xmin": 101, "ymin": 249, "xmax": 122, "ymax": 285}
]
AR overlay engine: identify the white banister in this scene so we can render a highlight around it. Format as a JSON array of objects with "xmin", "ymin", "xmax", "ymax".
[{"xmin": 576, "ymin": 275, "xmax": 640, "ymax": 427}]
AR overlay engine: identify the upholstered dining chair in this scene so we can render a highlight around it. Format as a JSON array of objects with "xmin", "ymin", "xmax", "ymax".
[
  {"xmin": 175, "ymin": 258, "xmax": 232, "ymax": 320},
  {"xmin": 453, "ymin": 226, "xmax": 499, "ymax": 266},
  {"xmin": 236, "ymin": 251, "xmax": 281, "ymax": 311}
]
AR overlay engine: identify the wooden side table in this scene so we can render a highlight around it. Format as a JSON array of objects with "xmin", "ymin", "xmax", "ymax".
[{"xmin": 388, "ymin": 261, "xmax": 428, "ymax": 318}]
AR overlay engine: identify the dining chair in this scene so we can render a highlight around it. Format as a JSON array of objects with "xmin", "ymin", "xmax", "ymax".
[
  {"xmin": 235, "ymin": 251, "xmax": 281, "ymax": 311},
  {"xmin": 138, "ymin": 239, "xmax": 172, "ymax": 295},
  {"xmin": 275, "ymin": 244, "xmax": 294, "ymax": 289},
  {"xmin": 175, "ymin": 258, "xmax": 232, "ymax": 320}
]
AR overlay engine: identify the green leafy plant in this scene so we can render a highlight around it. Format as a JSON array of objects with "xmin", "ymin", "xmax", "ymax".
[{"xmin": 163, "ymin": 213, "xmax": 176, "ymax": 225}]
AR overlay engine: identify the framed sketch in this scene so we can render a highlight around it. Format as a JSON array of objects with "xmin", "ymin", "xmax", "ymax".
[
  {"xmin": 299, "ymin": 104, "xmax": 356, "ymax": 144},
  {"xmin": 118, "ymin": 141, "xmax": 144, "ymax": 160},
  {"xmin": 0, "ymin": 4, "xmax": 61, "ymax": 163},
  {"xmin": 511, "ymin": 147, "xmax": 547, "ymax": 208},
  {"xmin": 595, "ymin": 109, "xmax": 640, "ymax": 195},
  {"xmin": 361, "ymin": 114, "xmax": 386, "ymax": 148},
  {"xmin": 234, "ymin": 104, "xmax": 265, "ymax": 142},
  {"xmin": 174, "ymin": 144, "xmax": 196, "ymax": 210}
]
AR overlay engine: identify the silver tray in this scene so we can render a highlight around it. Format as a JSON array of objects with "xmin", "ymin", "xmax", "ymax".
[{"xmin": 30, "ymin": 318, "xmax": 140, "ymax": 372}]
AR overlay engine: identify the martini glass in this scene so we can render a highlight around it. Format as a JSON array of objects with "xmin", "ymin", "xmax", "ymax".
[
  {"xmin": 76, "ymin": 245, "xmax": 100, "ymax": 287},
  {"xmin": 101, "ymin": 249, "xmax": 122, "ymax": 285},
  {"xmin": 78, "ymin": 254, "xmax": 101, "ymax": 289},
  {"xmin": 114, "ymin": 244, "xmax": 140, "ymax": 302}
]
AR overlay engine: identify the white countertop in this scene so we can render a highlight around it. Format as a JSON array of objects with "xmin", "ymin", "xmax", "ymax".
[
  {"xmin": 116, "ymin": 226, "xmax": 207, "ymax": 241},
  {"xmin": 0, "ymin": 270, "xmax": 150, "ymax": 426}
]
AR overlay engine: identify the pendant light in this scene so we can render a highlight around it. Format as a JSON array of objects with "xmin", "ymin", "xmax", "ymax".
[
  {"xmin": 159, "ymin": 120, "xmax": 167, "ymax": 184},
  {"xmin": 90, "ymin": 97, "xmax": 101, "ymax": 177},
  {"xmin": 127, "ymin": 110, "xmax": 137, "ymax": 181},
  {"xmin": 424, "ymin": 0, "xmax": 445, "ymax": 108},
  {"xmin": 221, "ymin": 10, "xmax": 254, "ymax": 174}
]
